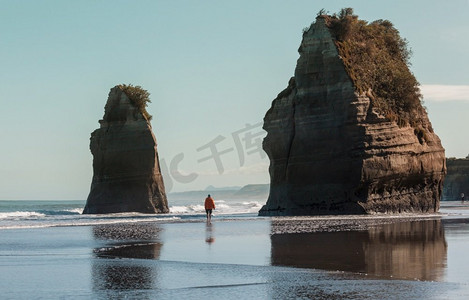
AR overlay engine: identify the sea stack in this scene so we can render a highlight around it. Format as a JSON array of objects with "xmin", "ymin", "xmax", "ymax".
[
  {"xmin": 259, "ymin": 9, "xmax": 446, "ymax": 216},
  {"xmin": 83, "ymin": 85, "xmax": 168, "ymax": 214}
]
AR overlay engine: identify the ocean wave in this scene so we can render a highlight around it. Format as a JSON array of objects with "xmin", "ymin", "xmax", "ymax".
[
  {"xmin": 0, "ymin": 215, "xmax": 183, "ymax": 230},
  {"xmin": 0, "ymin": 211, "xmax": 46, "ymax": 219},
  {"xmin": 169, "ymin": 200, "xmax": 264, "ymax": 215},
  {"xmin": 242, "ymin": 201, "xmax": 263, "ymax": 208},
  {"xmin": 170, "ymin": 204, "xmax": 205, "ymax": 214},
  {"xmin": 64, "ymin": 208, "xmax": 84, "ymax": 214},
  {"xmin": 0, "ymin": 200, "xmax": 265, "ymax": 230},
  {"xmin": 37, "ymin": 209, "xmax": 83, "ymax": 216},
  {"xmin": 0, "ymin": 208, "xmax": 83, "ymax": 220}
]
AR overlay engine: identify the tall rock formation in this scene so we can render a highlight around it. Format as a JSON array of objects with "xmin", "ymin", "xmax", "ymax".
[
  {"xmin": 259, "ymin": 12, "xmax": 446, "ymax": 216},
  {"xmin": 442, "ymin": 157, "xmax": 469, "ymax": 200},
  {"xmin": 83, "ymin": 86, "xmax": 168, "ymax": 214}
]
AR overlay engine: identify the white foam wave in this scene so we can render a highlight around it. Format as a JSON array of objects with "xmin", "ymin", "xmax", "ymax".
[
  {"xmin": 216, "ymin": 204, "xmax": 231, "ymax": 210},
  {"xmin": 63, "ymin": 208, "xmax": 84, "ymax": 214},
  {"xmin": 0, "ymin": 200, "xmax": 265, "ymax": 230},
  {"xmin": 170, "ymin": 204, "xmax": 205, "ymax": 214},
  {"xmin": 1, "ymin": 215, "xmax": 182, "ymax": 230},
  {"xmin": 169, "ymin": 201, "xmax": 264, "ymax": 215},
  {"xmin": 0, "ymin": 211, "xmax": 46, "ymax": 219}
]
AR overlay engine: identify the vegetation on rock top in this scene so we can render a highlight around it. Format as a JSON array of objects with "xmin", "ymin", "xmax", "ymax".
[
  {"xmin": 313, "ymin": 8, "xmax": 426, "ymax": 135},
  {"xmin": 118, "ymin": 84, "xmax": 153, "ymax": 121}
]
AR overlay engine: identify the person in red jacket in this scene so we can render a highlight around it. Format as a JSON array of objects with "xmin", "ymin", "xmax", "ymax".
[{"xmin": 204, "ymin": 194, "xmax": 216, "ymax": 223}]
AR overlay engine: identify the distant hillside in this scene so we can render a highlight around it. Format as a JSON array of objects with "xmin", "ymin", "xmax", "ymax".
[
  {"xmin": 168, "ymin": 184, "xmax": 269, "ymax": 201},
  {"xmin": 204, "ymin": 185, "xmax": 242, "ymax": 191},
  {"xmin": 168, "ymin": 189, "xmax": 237, "ymax": 201},
  {"xmin": 233, "ymin": 184, "xmax": 269, "ymax": 199}
]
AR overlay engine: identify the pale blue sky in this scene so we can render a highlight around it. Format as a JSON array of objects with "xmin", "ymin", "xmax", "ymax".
[{"xmin": 1, "ymin": 0, "xmax": 468, "ymax": 200}]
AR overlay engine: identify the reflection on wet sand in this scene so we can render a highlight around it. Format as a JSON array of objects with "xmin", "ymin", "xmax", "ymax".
[
  {"xmin": 91, "ymin": 223, "xmax": 163, "ymax": 294},
  {"xmin": 205, "ymin": 223, "xmax": 215, "ymax": 244},
  {"xmin": 92, "ymin": 263, "xmax": 154, "ymax": 291},
  {"xmin": 92, "ymin": 223, "xmax": 163, "ymax": 259},
  {"xmin": 271, "ymin": 220, "xmax": 447, "ymax": 281}
]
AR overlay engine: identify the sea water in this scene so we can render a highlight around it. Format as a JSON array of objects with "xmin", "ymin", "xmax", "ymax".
[
  {"xmin": 3, "ymin": 199, "xmax": 469, "ymax": 231},
  {"xmin": 2, "ymin": 200, "xmax": 469, "ymax": 299},
  {"xmin": 0, "ymin": 198, "xmax": 264, "ymax": 230}
]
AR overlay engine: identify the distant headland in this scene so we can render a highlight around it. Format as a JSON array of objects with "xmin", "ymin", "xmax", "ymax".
[{"xmin": 443, "ymin": 156, "xmax": 469, "ymax": 201}]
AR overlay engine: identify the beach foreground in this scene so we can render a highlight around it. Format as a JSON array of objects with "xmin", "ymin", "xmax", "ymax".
[{"xmin": 1, "ymin": 203, "xmax": 469, "ymax": 299}]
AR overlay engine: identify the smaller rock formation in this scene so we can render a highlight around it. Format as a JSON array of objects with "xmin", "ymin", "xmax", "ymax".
[
  {"xmin": 83, "ymin": 85, "xmax": 168, "ymax": 214},
  {"xmin": 442, "ymin": 157, "xmax": 469, "ymax": 200}
]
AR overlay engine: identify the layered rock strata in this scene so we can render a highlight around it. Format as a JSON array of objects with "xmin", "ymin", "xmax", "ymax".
[
  {"xmin": 259, "ymin": 17, "xmax": 446, "ymax": 215},
  {"xmin": 442, "ymin": 158, "xmax": 469, "ymax": 200},
  {"xmin": 83, "ymin": 86, "xmax": 168, "ymax": 214}
]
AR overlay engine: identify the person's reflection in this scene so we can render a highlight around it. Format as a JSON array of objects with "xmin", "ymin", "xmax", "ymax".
[
  {"xmin": 205, "ymin": 223, "xmax": 216, "ymax": 244},
  {"xmin": 91, "ymin": 223, "xmax": 163, "ymax": 294},
  {"xmin": 270, "ymin": 219, "xmax": 447, "ymax": 281}
]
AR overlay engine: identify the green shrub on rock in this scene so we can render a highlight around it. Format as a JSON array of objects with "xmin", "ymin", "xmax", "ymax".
[
  {"xmin": 118, "ymin": 84, "xmax": 153, "ymax": 121},
  {"xmin": 314, "ymin": 8, "xmax": 424, "ymax": 131}
]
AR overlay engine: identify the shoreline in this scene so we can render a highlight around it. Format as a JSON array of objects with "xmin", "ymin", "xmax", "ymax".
[
  {"xmin": 1, "ymin": 199, "xmax": 467, "ymax": 231},
  {"xmin": 1, "ymin": 202, "xmax": 469, "ymax": 298},
  {"xmin": 0, "ymin": 206, "xmax": 456, "ymax": 231}
]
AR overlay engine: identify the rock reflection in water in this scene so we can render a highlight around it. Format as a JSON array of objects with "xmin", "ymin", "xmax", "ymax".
[
  {"xmin": 91, "ymin": 223, "xmax": 162, "ymax": 294},
  {"xmin": 92, "ymin": 263, "xmax": 154, "ymax": 291},
  {"xmin": 93, "ymin": 223, "xmax": 163, "ymax": 259},
  {"xmin": 271, "ymin": 220, "xmax": 447, "ymax": 281},
  {"xmin": 92, "ymin": 223, "xmax": 162, "ymax": 242}
]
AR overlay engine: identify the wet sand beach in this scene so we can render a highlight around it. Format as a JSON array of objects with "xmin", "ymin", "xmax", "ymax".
[{"xmin": 1, "ymin": 203, "xmax": 469, "ymax": 299}]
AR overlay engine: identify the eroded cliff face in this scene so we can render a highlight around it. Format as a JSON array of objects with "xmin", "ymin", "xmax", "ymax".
[
  {"xmin": 83, "ymin": 86, "xmax": 168, "ymax": 214},
  {"xmin": 443, "ymin": 158, "xmax": 469, "ymax": 200},
  {"xmin": 259, "ymin": 18, "xmax": 446, "ymax": 215}
]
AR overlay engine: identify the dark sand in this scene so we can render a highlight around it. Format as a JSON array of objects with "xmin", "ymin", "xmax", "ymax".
[{"xmin": 1, "ymin": 203, "xmax": 469, "ymax": 299}]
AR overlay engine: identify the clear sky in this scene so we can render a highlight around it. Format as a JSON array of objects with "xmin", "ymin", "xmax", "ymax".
[{"xmin": 1, "ymin": 0, "xmax": 468, "ymax": 200}]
